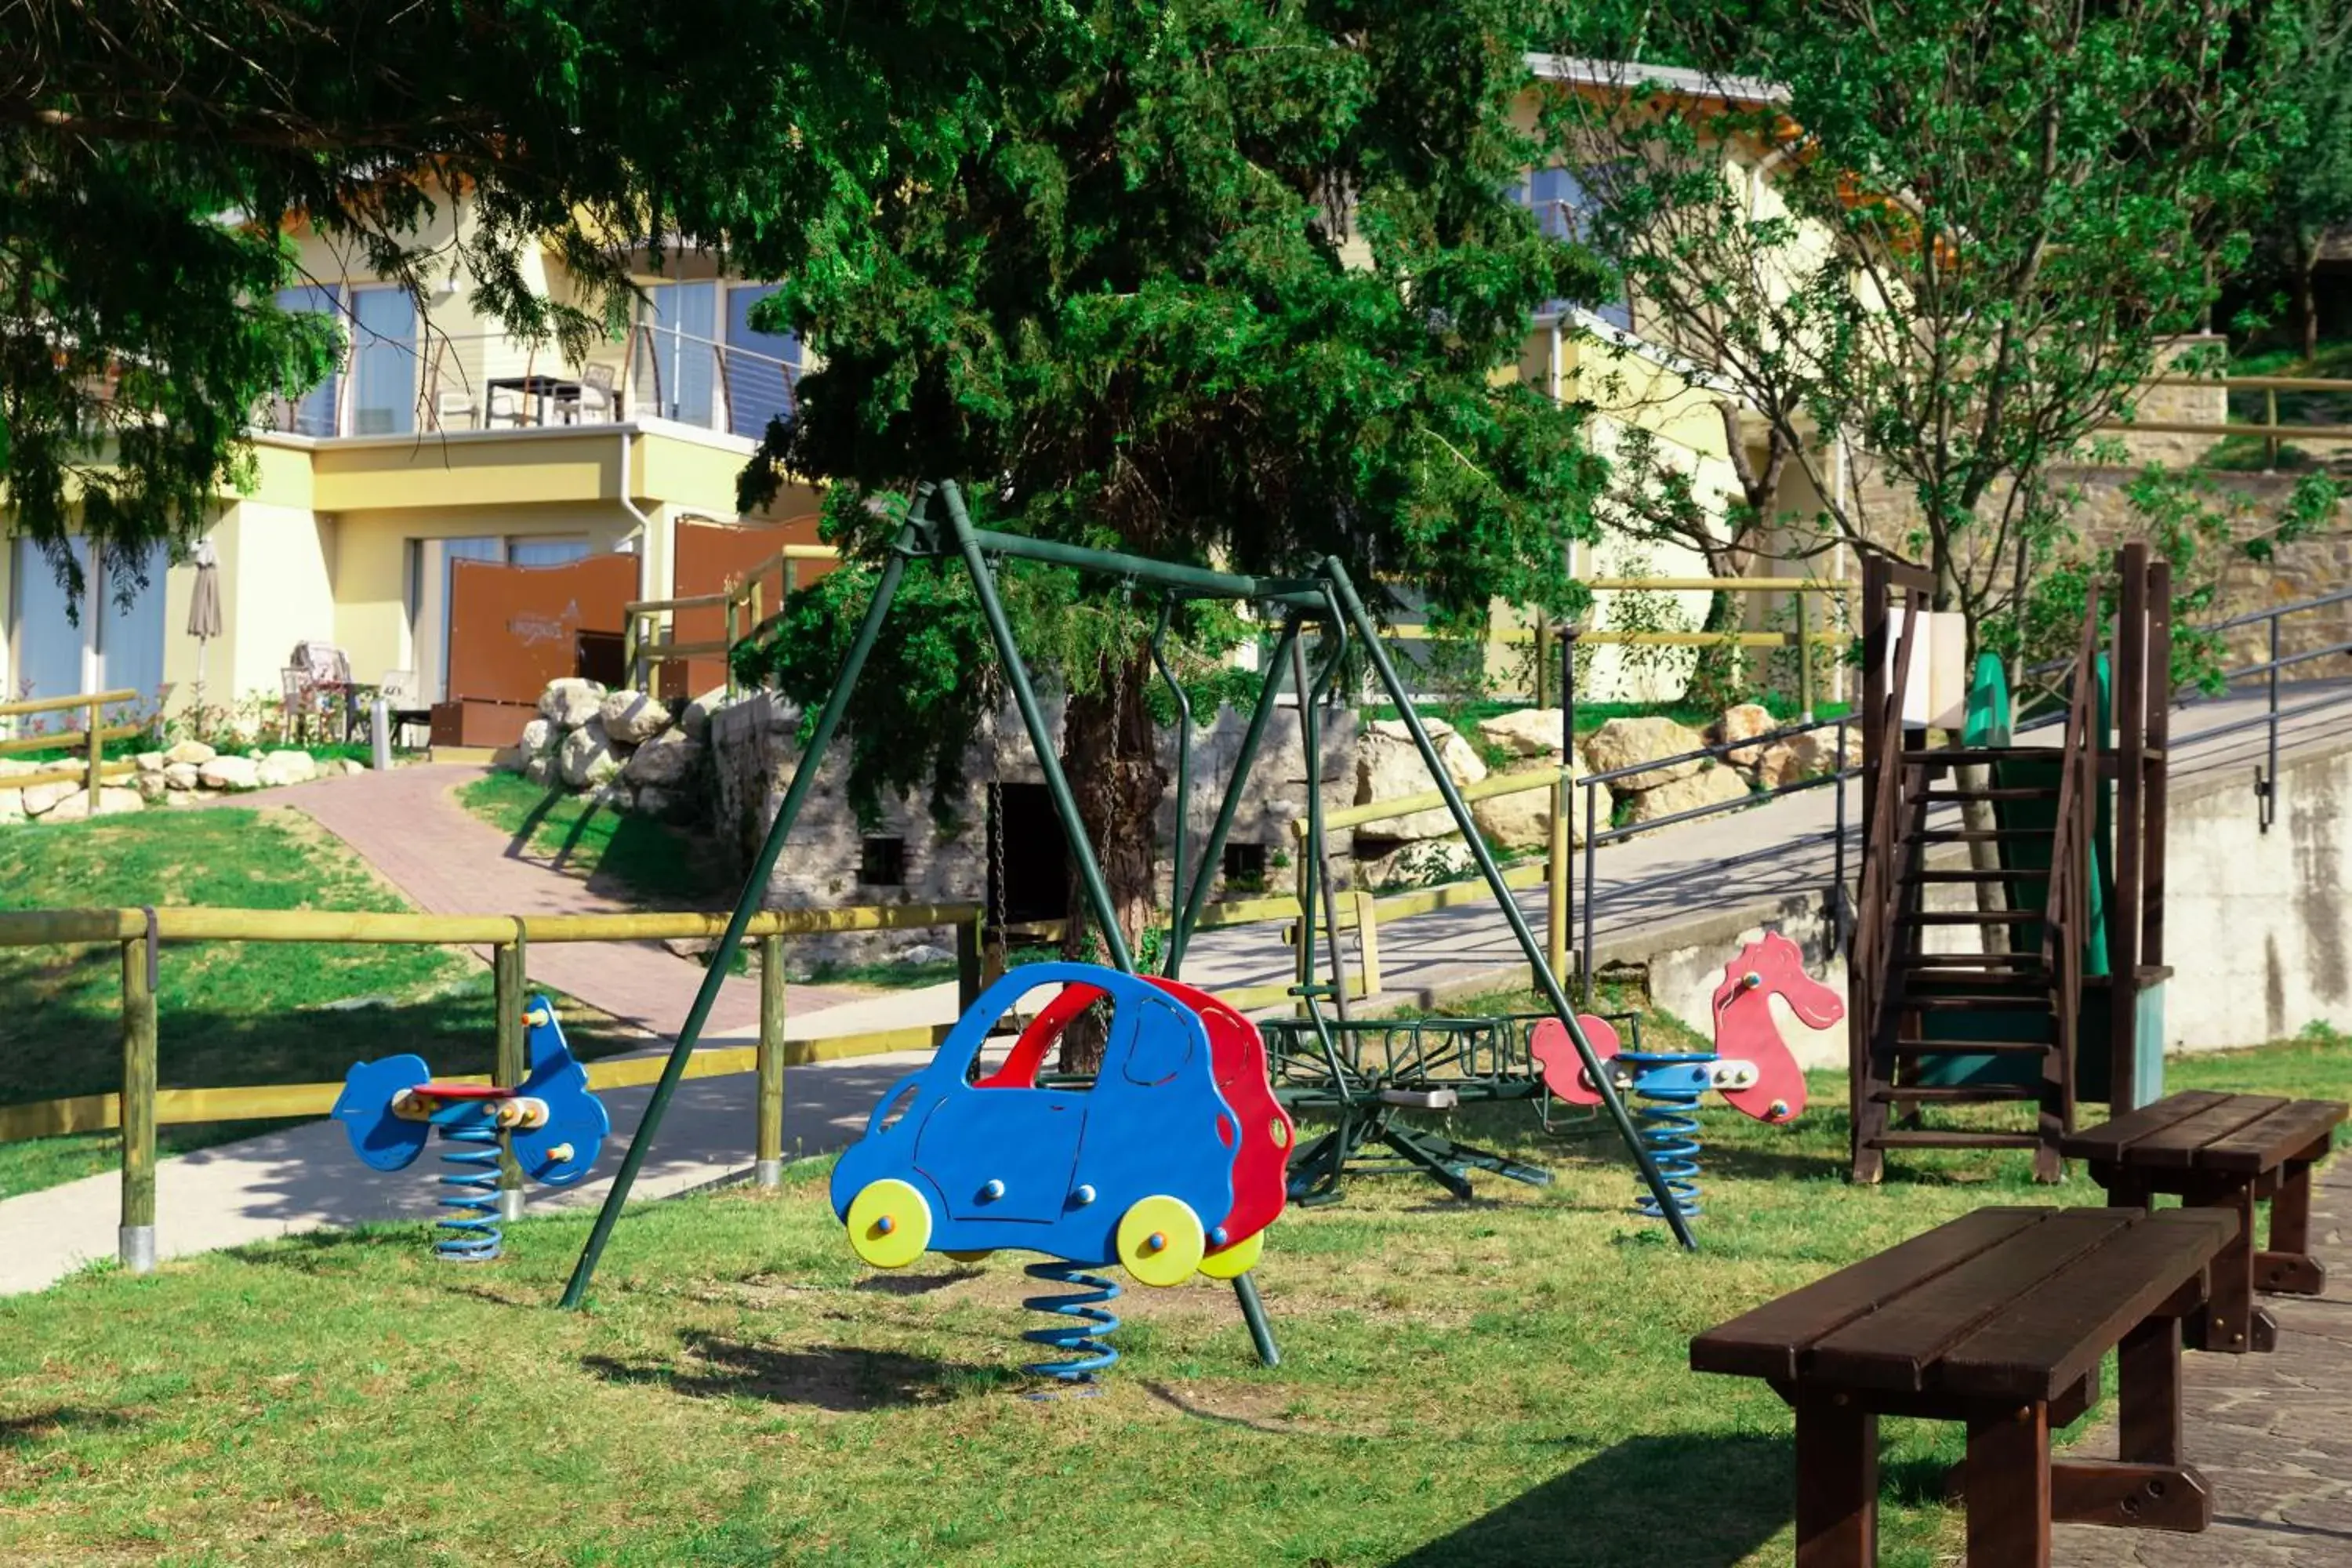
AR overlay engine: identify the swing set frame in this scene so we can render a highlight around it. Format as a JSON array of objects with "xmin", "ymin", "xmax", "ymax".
[{"xmin": 558, "ymin": 478, "xmax": 1696, "ymax": 1323}]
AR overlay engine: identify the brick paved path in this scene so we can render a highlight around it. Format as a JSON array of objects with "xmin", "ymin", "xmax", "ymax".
[
  {"xmin": 2054, "ymin": 1157, "xmax": 2352, "ymax": 1566},
  {"xmin": 205, "ymin": 763, "xmax": 866, "ymax": 1037}
]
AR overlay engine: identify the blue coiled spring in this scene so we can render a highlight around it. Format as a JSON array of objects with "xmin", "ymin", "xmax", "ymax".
[
  {"xmin": 1022, "ymin": 1260, "xmax": 1121, "ymax": 1388},
  {"xmin": 434, "ymin": 1107, "xmax": 503, "ymax": 1262},
  {"xmin": 1620, "ymin": 1051, "xmax": 1715, "ymax": 1220}
]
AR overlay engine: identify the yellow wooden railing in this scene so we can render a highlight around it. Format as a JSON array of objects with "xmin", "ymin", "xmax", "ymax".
[
  {"xmin": 0, "ymin": 688, "xmax": 145, "ymax": 817},
  {"xmin": 622, "ymin": 543, "xmax": 841, "ymax": 696}
]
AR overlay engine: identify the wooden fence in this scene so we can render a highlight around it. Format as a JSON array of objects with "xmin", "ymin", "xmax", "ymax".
[
  {"xmin": 0, "ymin": 688, "xmax": 145, "ymax": 816},
  {"xmin": 622, "ymin": 543, "xmax": 840, "ymax": 696},
  {"xmin": 0, "ymin": 901, "xmax": 985, "ymax": 1272}
]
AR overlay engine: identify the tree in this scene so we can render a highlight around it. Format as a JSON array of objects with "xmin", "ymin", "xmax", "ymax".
[
  {"xmin": 1540, "ymin": 4, "xmax": 2296, "ymax": 656},
  {"xmin": 735, "ymin": 1, "xmax": 1606, "ymax": 1065},
  {"xmin": 0, "ymin": 0, "xmax": 1057, "ymax": 608},
  {"xmin": 2255, "ymin": 0, "xmax": 2352, "ymax": 358}
]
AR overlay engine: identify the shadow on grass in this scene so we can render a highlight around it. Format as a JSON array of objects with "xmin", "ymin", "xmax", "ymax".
[
  {"xmin": 0, "ymin": 1406, "xmax": 134, "ymax": 1448},
  {"xmin": 1382, "ymin": 1433, "xmax": 1791, "ymax": 1568},
  {"xmin": 584, "ymin": 1331, "xmax": 1008, "ymax": 1412}
]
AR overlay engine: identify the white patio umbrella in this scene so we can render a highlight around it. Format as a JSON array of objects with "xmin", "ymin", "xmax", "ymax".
[{"xmin": 186, "ymin": 537, "xmax": 223, "ymax": 703}]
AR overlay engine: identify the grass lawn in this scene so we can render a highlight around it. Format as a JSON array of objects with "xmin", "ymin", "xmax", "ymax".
[
  {"xmin": 3, "ymin": 1001, "xmax": 2343, "ymax": 1566},
  {"xmin": 458, "ymin": 771, "xmax": 733, "ymax": 906},
  {"xmin": 0, "ymin": 808, "xmax": 645, "ymax": 1198}
]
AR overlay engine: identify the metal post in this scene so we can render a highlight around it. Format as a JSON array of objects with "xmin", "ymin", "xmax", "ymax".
[
  {"xmin": 1149, "ymin": 600, "xmax": 1192, "ymax": 953},
  {"xmin": 2261, "ymin": 612, "xmax": 2281, "ymax": 832},
  {"xmin": 560, "ymin": 512, "xmax": 924, "ymax": 1308},
  {"xmin": 756, "ymin": 931, "xmax": 786, "ymax": 1188},
  {"xmin": 1833, "ymin": 712, "xmax": 1852, "ymax": 954},
  {"xmin": 1322, "ymin": 558, "xmax": 1697, "ymax": 1249},
  {"xmin": 941, "ymin": 481, "xmax": 1133, "ymax": 973},
  {"xmin": 1583, "ymin": 785, "xmax": 1599, "ymax": 1011},
  {"xmin": 371, "ymin": 697, "xmax": 393, "ymax": 771},
  {"xmin": 1167, "ymin": 619, "xmax": 1301, "ymax": 975},
  {"xmin": 955, "ymin": 913, "xmax": 984, "ymax": 1011},
  {"xmin": 1796, "ymin": 593, "xmax": 1815, "ymax": 723},
  {"xmin": 1293, "ymin": 633, "xmax": 1352, "ymax": 1020},
  {"xmin": 1534, "ymin": 622, "xmax": 1551, "ymax": 709},
  {"xmin": 495, "ymin": 928, "xmax": 528, "ymax": 1220},
  {"xmin": 118, "ymin": 915, "xmax": 158, "ymax": 1272},
  {"xmin": 1232, "ymin": 1271, "xmax": 1281, "ymax": 1367}
]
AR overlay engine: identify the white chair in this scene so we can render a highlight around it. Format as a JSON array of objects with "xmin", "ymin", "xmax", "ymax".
[
  {"xmin": 486, "ymin": 387, "xmax": 527, "ymax": 427},
  {"xmin": 565, "ymin": 362, "xmax": 618, "ymax": 423},
  {"xmin": 434, "ymin": 390, "xmax": 477, "ymax": 430}
]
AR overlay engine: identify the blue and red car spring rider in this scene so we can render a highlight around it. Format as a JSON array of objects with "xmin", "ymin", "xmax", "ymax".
[
  {"xmin": 833, "ymin": 962, "xmax": 1294, "ymax": 1387},
  {"xmin": 332, "ymin": 994, "xmax": 610, "ymax": 1261},
  {"xmin": 1535, "ymin": 931, "xmax": 1842, "ymax": 1219}
]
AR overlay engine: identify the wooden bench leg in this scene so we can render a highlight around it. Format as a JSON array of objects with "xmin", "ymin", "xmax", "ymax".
[
  {"xmin": 1965, "ymin": 1402, "xmax": 2050, "ymax": 1568},
  {"xmin": 1794, "ymin": 1392, "xmax": 1877, "ymax": 1568},
  {"xmin": 2259, "ymin": 1155, "xmax": 2328, "ymax": 1297},
  {"xmin": 2185, "ymin": 1181, "xmax": 2267, "ymax": 1353},
  {"xmin": 2051, "ymin": 1312, "xmax": 2214, "ymax": 1533}
]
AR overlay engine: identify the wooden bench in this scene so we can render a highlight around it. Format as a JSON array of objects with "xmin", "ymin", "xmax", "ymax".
[
  {"xmin": 1692, "ymin": 1206, "xmax": 2238, "ymax": 1567},
  {"xmin": 2061, "ymin": 1090, "xmax": 2345, "ymax": 1355}
]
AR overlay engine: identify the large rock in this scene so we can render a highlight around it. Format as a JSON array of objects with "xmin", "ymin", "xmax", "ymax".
[
  {"xmin": 1475, "ymin": 707, "xmax": 1573, "ymax": 760},
  {"xmin": 1584, "ymin": 716, "xmax": 1707, "ymax": 793},
  {"xmin": 1714, "ymin": 703, "xmax": 1779, "ymax": 772},
  {"xmin": 539, "ymin": 677, "xmax": 607, "ymax": 730},
  {"xmin": 1354, "ymin": 717, "xmax": 1487, "ymax": 841},
  {"xmin": 1357, "ymin": 838, "xmax": 1476, "ymax": 891},
  {"xmin": 339, "ymin": 758, "xmax": 369, "ymax": 776},
  {"xmin": 0, "ymin": 789, "xmax": 22, "ymax": 822},
  {"xmin": 132, "ymin": 771, "xmax": 170, "ymax": 804},
  {"xmin": 680, "ymin": 687, "xmax": 727, "ymax": 743},
  {"xmin": 198, "ymin": 755, "xmax": 261, "ymax": 791},
  {"xmin": 1472, "ymin": 756, "xmax": 1595, "ymax": 851},
  {"xmin": 523, "ymin": 754, "xmax": 558, "ymax": 787},
  {"xmin": 256, "ymin": 750, "xmax": 318, "ymax": 789},
  {"xmin": 558, "ymin": 720, "xmax": 621, "ymax": 789},
  {"xmin": 44, "ymin": 786, "xmax": 144, "ymax": 821},
  {"xmin": 163, "ymin": 739, "xmax": 217, "ymax": 768},
  {"xmin": 0, "ymin": 758, "xmax": 37, "ymax": 780},
  {"xmin": 162, "ymin": 762, "xmax": 202, "ymax": 791},
  {"xmin": 20, "ymin": 782, "xmax": 77, "ymax": 816},
  {"xmin": 599, "ymin": 691, "xmax": 673, "ymax": 746},
  {"xmin": 622, "ymin": 733, "xmax": 701, "ymax": 788},
  {"xmin": 133, "ymin": 751, "xmax": 167, "ymax": 775},
  {"xmin": 1620, "ymin": 761, "xmax": 1750, "ymax": 836},
  {"xmin": 519, "ymin": 717, "xmax": 558, "ymax": 757},
  {"xmin": 630, "ymin": 785, "xmax": 693, "ymax": 822},
  {"xmin": 1754, "ymin": 728, "xmax": 1862, "ymax": 792}
]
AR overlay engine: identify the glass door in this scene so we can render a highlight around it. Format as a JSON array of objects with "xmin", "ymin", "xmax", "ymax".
[
  {"xmin": 648, "ymin": 281, "xmax": 718, "ymax": 427},
  {"xmin": 9, "ymin": 536, "xmax": 90, "ymax": 708},
  {"xmin": 350, "ymin": 287, "xmax": 419, "ymax": 435},
  {"xmin": 274, "ymin": 285, "xmax": 344, "ymax": 436}
]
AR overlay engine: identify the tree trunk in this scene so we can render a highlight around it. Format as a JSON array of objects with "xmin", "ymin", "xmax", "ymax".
[
  {"xmin": 1687, "ymin": 589, "xmax": 1745, "ymax": 713},
  {"xmin": 1056, "ymin": 647, "xmax": 1167, "ymax": 1073},
  {"xmin": 2297, "ymin": 233, "xmax": 2322, "ymax": 364}
]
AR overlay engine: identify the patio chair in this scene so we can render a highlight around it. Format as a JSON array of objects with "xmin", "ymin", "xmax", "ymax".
[
  {"xmin": 432, "ymin": 390, "xmax": 477, "ymax": 430},
  {"xmin": 566, "ymin": 362, "xmax": 618, "ymax": 423}
]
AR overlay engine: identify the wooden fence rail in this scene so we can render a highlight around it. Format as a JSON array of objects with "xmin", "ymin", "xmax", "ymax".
[
  {"xmin": 0, "ymin": 688, "xmax": 145, "ymax": 816},
  {"xmin": 0, "ymin": 899, "xmax": 985, "ymax": 1275}
]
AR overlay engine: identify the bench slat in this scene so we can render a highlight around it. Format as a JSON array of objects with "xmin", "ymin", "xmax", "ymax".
[
  {"xmin": 2191, "ymin": 1100, "xmax": 2347, "ymax": 1174},
  {"xmin": 1804, "ymin": 1210, "xmax": 2137, "ymax": 1393},
  {"xmin": 1933, "ymin": 1208, "xmax": 2237, "ymax": 1401},
  {"xmin": 2058, "ymin": 1090, "xmax": 2230, "ymax": 1162},
  {"xmin": 2130, "ymin": 1096, "xmax": 2293, "ymax": 1170},
  {"xmin": 1690, "ymin": 1208, "xmax": 2053, "ymax": 1381}
]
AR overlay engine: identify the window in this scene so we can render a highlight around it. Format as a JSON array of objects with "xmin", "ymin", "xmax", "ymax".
[
  {"xmin": 350, "ymin": 288, "xmax": 418, "ymax": 435},
  {"xmin": 508, "ymin": 537, "xmax": 593, "ymax": 568},
  {"xmin": 8, "ymin": 536, "xmax": 163, "ymax": 706},
  {"xmin": 274, "ymin": 285, "xmax": 343, "ymax": 436},
  {"xmin": 1518, "ymin": 166, "xmax": 1632, "ymax": 333},
  {"xmin": 638, "ymin": 280, "xmax": 719, "ymax": 427},
  {"xmin": 860, "ymin": 836, "xmax": 908, "ymax": 887},
  {"xmin": 1222, "ymin": 842, "xmax": 1268, "ymax": 890},
  {"xmin": 723, "ymin": 283, "xmax": 801, "ymax": 439}
]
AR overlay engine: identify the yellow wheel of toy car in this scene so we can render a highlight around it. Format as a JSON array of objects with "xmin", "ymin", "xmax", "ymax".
[
  {"xmin": 1116, "ymin": 1195, "xmax": 1206, "ymax": 1287},
  {"xmin": 943, "ymin": 1250, "xmax": 993, "ymax": 1264},
  {"xmin": 845, "ymin": 1178, "xmax": 931, "ymax": 1269},
  {"xmin": 1196, "ymin": 1228, "xmax": 1264, "ymax": 1280}
]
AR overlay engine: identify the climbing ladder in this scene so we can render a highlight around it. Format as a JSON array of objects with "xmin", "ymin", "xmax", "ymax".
[{"xmin": 1849, "ymin": 546, "xmax": 2171, "ymax": 1183}]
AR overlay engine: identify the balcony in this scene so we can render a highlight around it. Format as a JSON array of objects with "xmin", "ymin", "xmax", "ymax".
[{"xmin": 261, "ymin": 325, "xmax": 800, "ymax": 445}]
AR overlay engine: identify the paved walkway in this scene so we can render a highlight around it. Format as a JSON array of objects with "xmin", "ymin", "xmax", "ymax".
[{"xmin": 2055, "ymin": 1156, "xmax": 2352, "ymax": 1566}]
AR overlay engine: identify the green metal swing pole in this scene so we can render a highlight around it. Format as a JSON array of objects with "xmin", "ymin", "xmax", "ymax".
[
  {"xmin": 957, "ymin": 527, "xmax": 1328, "ymax": 611},
  {"xmin": 1292, "ymin": 628, "xmax": 1353, "ymax": 1022},
  {"xmin": 1318, "ymin": 558, "xmax": 1699, "ymax": 1250},
  {"xmin": 558, "ymin": 506, "xmax": 929, "ymax": 1308},
  {"xmin": 1148, "ymin": 597, "xmax": 1192, "ymax": 960},
  {"xmin": 1166, "ymin": 614, "xmax": 1301, "ymax": 976},
  {"xmin": 941, "ymin": 481, "xmax": 1133, "ymax": 974}
]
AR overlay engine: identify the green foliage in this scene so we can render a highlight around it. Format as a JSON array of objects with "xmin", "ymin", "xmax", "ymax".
[
  {"xmin": 733, "ymin": 2, "xmax": 1608, "ymax": 833},
  {"xmin": 2245, "ymin": 0, "xmax": 2352, "ymax": 354},
  {"xmin": 457, "ymin": 773, "xmax": 729, "ymax": 904}
]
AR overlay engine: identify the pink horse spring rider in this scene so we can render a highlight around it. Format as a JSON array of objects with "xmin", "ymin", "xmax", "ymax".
[{"xmin": 1530, "ymin": 931, "xmax": 1844, "ymax": 1218}]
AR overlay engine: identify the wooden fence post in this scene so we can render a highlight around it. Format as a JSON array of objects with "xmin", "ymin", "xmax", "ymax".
[
  {"xmin": 757, "ymin": 931, "xmax": 786, "ymax": 1188},
  {"xmin": 724, "ymin": 597, "xmax": 741, "ymax": 700},
  {"xmin": 118, "ymin": 922, "xmax": 158, "ymax": 1272},
  {"xmin": 1796, "ymin": 593, "xmax": 1816, "ymax": 722},
  {"xmin": 494, "ymin": 928, "xmax": 527, "ymax": 1217},
  {"xmin": 86, "ymin": 695, "xmax": 104, "ymax": 818},
  {"xmin": 956, "ymin": 914, "xmax": 984, "ymax": 1011}
]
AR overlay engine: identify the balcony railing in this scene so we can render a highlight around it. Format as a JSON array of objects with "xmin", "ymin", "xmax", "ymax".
[{"xmin": 260, "ymin": 325, "xmax": 800, "ymax": 442}]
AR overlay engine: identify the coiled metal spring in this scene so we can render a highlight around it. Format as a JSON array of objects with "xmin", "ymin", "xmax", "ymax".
[
  {"xmin": 1620, "ymin": 1051, "xmax": 1714, "ymax": 1220},
  {"xmin": 1022, "ymin": 1260, "xmax": 1121, "ymax": 1388},
  {"xmin": 434, "ymin": 1111, "xmax": 503, "ymax": 1262}
]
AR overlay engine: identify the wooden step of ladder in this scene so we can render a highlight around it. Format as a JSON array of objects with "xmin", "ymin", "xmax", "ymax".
[
  {"xmin": 1874, "ymin": 1084, "xmax": 2044, "ymax": 1105},
  {"xmin": 1888, "ymin": 1038, "xmax": 2056, "ymax": 1058},
  {"xmin": 1864, "ymin": 1130, "xmax": 2045, "ymax": 1151}
]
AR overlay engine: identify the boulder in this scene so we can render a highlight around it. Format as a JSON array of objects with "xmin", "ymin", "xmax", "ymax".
[
  {"xmin": 1354, "ymin": 717, "xmax": 1487, "ymax": 841},
  {"xmin": 21, "ymin": 782, "xmax": 77, "ymax": 816},
  {"xmin": 1475, "ymin": 707, "xmax": 1573, "ymax": 760},
  {"xmin": 622, "ymin": 734, "xmax": 701, "ymax": 789},
  {"xmin": 523, "ymin": 754, "xmax": 558, "ymax": 787},
  {"xmin": 680, "ymin": 687, "xmax": 727, "ymax": 742},
  {"xmin": 198, "ymin": 755, "xmax": 261, "ymax": 791},
  {"xmin": 1753, "ymin": 728, "xmax": 1861, "ymax": 792},
  {"xmin": 538, "ymin": 677, "xmax": 607, "ymax": 730},
  {"xmin": 256, "ymin": 750, "xmax": 317, "ymax": 789},
  {"xmin": 1714, "ymin": 703, "xmax": 1779, "ymax": 772},
  {"xmin": 519, "ymin": 717, "xmax": 558, "ymax": 757},
  {"xmin": 1583, "ymin": 716, "xmax": 1707, "ymax": 793},
  {"xmin": 44, "ymin": 786, "xmax": 144, "ymax": 821},
  {"xmin": 0, "ymin": 758, "xmax": 37, "ymax": 780},
  {"xmin": 339, "ymin": 758, "xmax": 369, "ymax": 776},
  {"xmin": 162, "ymin": 762, "xmax": 202, "ymax": 791},
  {"xmin": 163, "ymin": 739, "xmax": 217, "ymax": 768},
  {"xmin": 895, "ymin": 942, "xmax": 955, "ymax": 966},
  {"xmin": 1357, "ymin": 839, "xmax": 1476, "ymax": 891},
  {"xmin": 1471, "ymin": 756, "xmax": 1594, "ymax": 851},
  {"xmin": 557, "ymin": 720, "xmax": 621, "ymax": 789},
  {"xmin": 1620, "ymin": 762, "xmax": 1750, "ymax": 836},
  {"xmin": 132, "ymin": 771, "xmax": 170, "ymax": 804},
  {"xmin": 133, "ymin": 751, "xmax": 167, "ymax": 775},
  {"xmin": 629, "ymin": 785, "xmax": 691, "ymax": 822},
  {"xmin": 0, "ymin": 789, "xmax": 22, "ymax": 822},
  {"xmin": 599, "ymin": 691, "xmax": 673, "ymax": 746}
]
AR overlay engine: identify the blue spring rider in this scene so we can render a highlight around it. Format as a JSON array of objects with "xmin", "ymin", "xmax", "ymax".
[{"xmin": 332, "ymin": 995, "xmax": 609, "ymax": 1261}]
